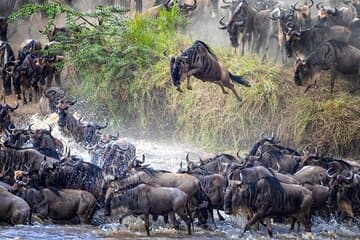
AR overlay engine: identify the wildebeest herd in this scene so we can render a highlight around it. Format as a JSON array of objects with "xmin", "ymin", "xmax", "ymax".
[{"xmin": 0, "ymin": 0, "xmax": 359, "ymax": 238}]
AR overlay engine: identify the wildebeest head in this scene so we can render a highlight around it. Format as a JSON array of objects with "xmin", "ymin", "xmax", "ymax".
[
  {"xmin": 219, "ymin": 15, "xmax": 246, "ymax": 48},
  {"xmin": 224, "ymin": 180, "xmax": 245, "ymax": 215},
  {"xmin": 56, "ymin": 97, "xmax": 77, "ymax": 128},
  {"xmin": 2, "ymin": 61, "xmax": 16, "ymax": 96},
  {"xmin": 44, "ymin": 87, "xmax": 65, "ymax": 113},
  {"xmin": 164, "ymin": 50, "xmax": 189, "ymax": 89},
  {"xmin": 0, "ymin": 103, "xmax": 18, "ymax": 131},
  {"xmin": 316, "ymin": 3, "xmax": 338, "ymax": 19},
  {"xmin": 83, "ymin": 121, "xmax": 108, "ymax": 146},
  {"xmin": 294, "ymin": 58, "xmax": 311, "ymax": 86},
  {"xmin": 291, "ymin": 0, "xmax": 314, "ymax": 18},
  {"xmin": 284, "ymin": 22, "xmax": 302, "ymax": 58},
  {"xmin": 327, "ymin": 167, "xmax": 355, "ymax": 210},
  {"xmin": 178, "ymin": 0, "xmax": 198, "ymax": 14}
]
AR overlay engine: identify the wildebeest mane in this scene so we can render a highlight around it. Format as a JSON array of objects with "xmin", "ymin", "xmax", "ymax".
[
  {"xmin": 138, "ymin": 166, "xmax": 171, "ymax": 178},
  {"xmin": 184, "ymin": 40, "xmax": 218, "ymax": 61}
]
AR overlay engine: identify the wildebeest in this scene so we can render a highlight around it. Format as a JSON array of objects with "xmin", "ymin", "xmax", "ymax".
[
  {"xmin": 219, "ymin": 0, "xmax": 257, "ymax": 55},
  {"xmin": 108, "ymin": 184, "xmax": 192, "ymax": 236},
  {"xmin": 12, "ymin": 183, "xmax": 97, "ymax": 224},
  {"xmin": 328, "ymin": 168, "xmax": 360, "ymax": 220},
  {"xmin": 40, "ymin": 158, "xmax": 106, "ymax": 203},
  {"xmin": 285, "ymin": 24, "xmax": 352, "ymax": 59},
  {"xmin": 18, "ymin": 39, "xmax": 42, "ymax": 62},
  {"xmin": 105, "ymin": 165, "xmax": 214, "ymax": 227},
  {"xmin": 39, "ymin": 87, "xmax": 65, "ymax": 114},
  {"xmin": 294, "ymin": 165, "xmax": 328, "ymax": 185},
  {"xmin": 0, "ymin": 143, "xmax": 58, "ymax": 185},
  {"xmin": 291, "ymin": 0, "xmax": 314, "ymax": 29},
  {"xmin": 224, "ymin": 177, "xmax": 312, "ymax": 237},
  {"xmin": 0, "ymin": 186, "xmax": 30, "ymax": 225},
  {"xmin": 165, "ymin": 40, "xmax": 250, "ymax": 101},
  {"xmin": 0, "ymin": 102, "xmax": 18, "ymax": 132},
  {"xmin": 177, "ymin": 162, "xmax": 226, "ymax": 221},
  {"xmin": 294, "ymin": 40, "xmax": 360, "ymax": 94},
  {"xmin": 316, "ymin": 2, "xmax": 356, "ymax": 27},
  {"xmin": 11, "ymin": 54, "xmax": 44, "ymax": 104}
]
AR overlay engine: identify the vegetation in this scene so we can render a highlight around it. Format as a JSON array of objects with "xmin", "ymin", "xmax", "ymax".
[{"xmin": 11, "ymin": 2, "xmax": 360, "ymax": 158}]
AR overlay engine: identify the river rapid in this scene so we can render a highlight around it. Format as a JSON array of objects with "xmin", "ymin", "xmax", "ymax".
[{"xmin": 1, "ymin": 113, "xmax": 359, "ymax": 240}]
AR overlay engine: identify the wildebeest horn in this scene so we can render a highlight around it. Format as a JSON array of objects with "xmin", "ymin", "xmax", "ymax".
[
  {"xmin": 239, "ymin": 172, "xmax": 243, "ymax": 184},
  {"xmin": 286, "ymin": 22, "xmax": 296, "ymax": 29},
  {"xmin": 291, "ymin": 1, "xmax": 301, "ymax": 11},
  {"xmin": 186, "ymin": 153, "xmax": 190, "ymax": 163},
  {"xmin": 199, "ymin": 157, "xmax": 204, "ymax": 165},
  {"xmin": 236, "ymin": 150, "xmax": 241, "ymax": 158},
  {"xmin": 219, "ymin": 16, "xmax": 228, "ymax": 30},
  {"xmin": 327, "ymin": 8, "xmax": 338, "ymax": 16},
  {"xmin": 28, "ymin": 124, "xmax": 34, "ymax": 133},
  {"xmin": 47, "ymin": 124, "xmax": 52, "ymax": 133},
  {"xmin": 343, "ymin": 170, "xmax": 354, "ymax": 181},
  {"xmin": 308, "ymin": 0, "xmax": 314, "ymax": 8},
  {"xmin": 7, "ymin": 124, "xmax": 16, "ymax": 132},
  {"xmin": 45, "ymin": 89, "xmax": 57, "ymax": 98},
  {"xmin": 276, "ymin": 161, "xmax": 281, "ymax": 172},
  {"xmin": 180, "ymin": 161, "xmax": 183, "ymax": 169},
  {"xmin": 163, "ymin": 49, "xmax": 174, "ymax": 60},
  {"xmin": 97, "ymin": 120, "xmax": 108, "ymax": 130},
  {"xmin": 316, "ymin": 2, "xmax": 323, "ymax": 10},
  {"xmin": 6, "ymin": 102, "xmax": 19, "ymax": 111},
  {"xmin": 179, "ymin": 0, "xmax": 197, "ymax": 11},
  {"xmin": 141, "ymin": 154, "xmax": 145, "ymax": 164},
  {"xmin": 66, "ymin": 96, "xmax": 77, "ymax": 105},
  {"xmin": 227, "ymin": 171, "xmax": 233, "ymax": 184},
  {"xmin": 326, "ymin": 167, "xmax": 337, "ymax": 178},
  {"xmin": 270, "ymin": 12, "xmax": 280, "ymax": 20},
  {"xmin": 267, "ymin": 132, "xmax": 275, "ymax": 142}
]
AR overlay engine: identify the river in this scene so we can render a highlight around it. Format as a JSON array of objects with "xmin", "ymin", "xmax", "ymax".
[{"xmin": 1, "ymin": 114, "xmax": 359, "ymax": 240}]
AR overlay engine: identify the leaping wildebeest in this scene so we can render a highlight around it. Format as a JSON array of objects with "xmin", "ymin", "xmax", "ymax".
[{"xmin": 165, "ymin": 40, "xmax": 250, "ymax": 101}]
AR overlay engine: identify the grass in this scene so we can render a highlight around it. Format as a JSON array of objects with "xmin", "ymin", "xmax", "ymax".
[{"xmin": 16, "ymin": 2, "xmax": 360, "ymax": 158}]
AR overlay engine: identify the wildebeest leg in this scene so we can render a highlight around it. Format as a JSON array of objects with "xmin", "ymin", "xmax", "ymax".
[
  {"xmin": 217, "ymin": 210, "xmax": 225, "ymax": 221},
  {"xmin": 214, "ymin": 82, "xmax": 228, "ymax": 94},
  {"xmin": 330, "ymin": 70, "xmax": 338, "ymax": 94},
  {"xmin": 144, "ymin": 213, "xmax": 150, "ymax": 236},
  {"xmin": 244, "ymin": 211, "xmax": 265, "ymax": 234},
  {"xmin": 118, "ymin": 212, "xmax": 133, "ymax": 224},
  {"xmin": 169, "ymin": 211, "xmax": 179, "ymax": 230},
  {"xmin": 176, "ymin": 207, "xmax": 192, "ymax": 235},
  {"xmin": 223, "ymin": 81, "xmax": 242, "ymax": 101},
  {"xmin": 241, "ymin": 34, "xmax": 246, "ymax": 56},
  {"xmin": 23, "ymin": 90, "xmax": 28, "ymax": 104},
  {"xmin": 265, "ymin": 218, "xmax": 273, "ymax": 237},
  {"xmin": 163, "ymin": 214, "xmax": 169, "ymax": 224},
  {"xmin": 186, "ymin": 77, "xmax": 192, "ymax": 90}
]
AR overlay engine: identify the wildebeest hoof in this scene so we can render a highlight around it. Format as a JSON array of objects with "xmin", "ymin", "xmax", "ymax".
[
  {"xmin": 176, "ymin": 87, "xmax": 183, "ymax": 93},
  {"xmin": 187, "ymin": 86, "xmax": 193, "ymax": 90}
]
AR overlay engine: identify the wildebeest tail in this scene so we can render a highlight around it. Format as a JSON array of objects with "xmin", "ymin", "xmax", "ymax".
[{"xmin": 229, "ymin": 72, "xmax": 251, "ymax": 87}]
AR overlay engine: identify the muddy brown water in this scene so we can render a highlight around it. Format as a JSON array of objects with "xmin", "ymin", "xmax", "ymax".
[{"xmin": 0, "ymin": 114, "xmax": 359, "ymax": 240}]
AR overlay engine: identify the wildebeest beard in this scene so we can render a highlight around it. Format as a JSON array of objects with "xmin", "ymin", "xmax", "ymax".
[{"xmin": 171, "ymin": 63, "xmax": 181, "ymax": 87}]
